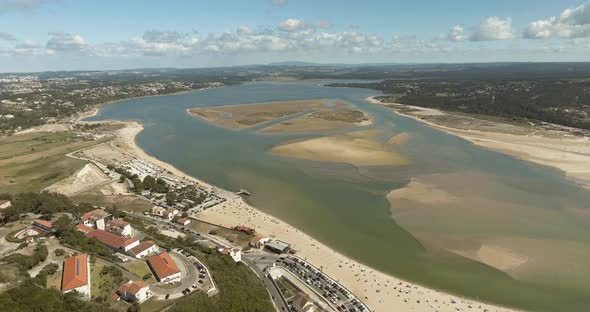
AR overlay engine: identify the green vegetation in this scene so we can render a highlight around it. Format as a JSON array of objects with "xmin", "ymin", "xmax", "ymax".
[
  {"xmin": 0, "ymin": 279, "xmax": 116, "ymax": 312},
  {"xmin": 121, "ymin": 261, "xmax": 156, "ymax": 284},
  {"xmin": 330, "ymin": 78, "xmax": 590, "ymax": 131},
  {"xmin": 91, "ymin": 263, "xmax": 125, "ymax": 303},
  {"xmin": 1, "ymin": 192, "xmax": 92, "ymax": 223},
  {"xmin": 189, "ymin": 220, "xmax": 253, "ymax": 248},
  {"xmin": 121, "ymin": 214, "xmax": 273, "ymax": 312},
  {"xmin": 0, "ymin": 263, "xmax": 29, "ymax": 285},
  {"xmin": 275, "ymin": 277, "xmax": 297, "ymax": 301},
  {"xmin": 0, "ymin": 132, "xmax": 98, "ymax": 193},
  {"xmin": 2, "ymin": 243, "xmax": 48, "ymax": 271}
]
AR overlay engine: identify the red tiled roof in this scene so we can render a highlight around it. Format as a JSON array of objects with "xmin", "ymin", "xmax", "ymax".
[
  {"xmin": 33, "ymin": 219, "xmax": 53, "ymax": 229},
  {"xmin": 81, "ymin": 208, "xmax": 110, "ymax": 222},
  {"xmin": 147, "ymin": 252, "xmax": 180, "ymax": 280},
  {"xmin": 106, "ymin": 219, "xmax": 130, "ymax": 235},
  {"xmin": 62, "ymin": 254, "xmax": 89, "ymax": 291},
  {"xmin": 0, "ymin": 199, "xmax": 10, "ymax": 205},
  {"xmin": 250, "ymin": 235, "xmax": 269, "ymax": 244},
  {"xmin": 86, "ymin": 229, "xmax": 139, "ymax": 249},
  {"xmin": 117, "ymin": 280, "xmax": 148, "ymax": 295},
  {"xmin": 129, "ymin": 240, "xmax": 156, "ymax": 256},
  {"xmin": 76, "ymin": 224, "xmax": 94, "ymax": 234},
  {"xmin": 176, "ymin": 218, "xmax": 189, "ymax": 224}
]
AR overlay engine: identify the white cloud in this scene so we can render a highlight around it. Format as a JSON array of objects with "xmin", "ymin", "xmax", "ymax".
[
  {"xmin": 447, "ymin": 25, "xmax": 467, "ymax": 42},
  {"xmin": 278, "ymin": 18, "xmax": 308, "ymax": 32},
  {"xmin": 46, "ymin": 32, "xmax": 86, "ymax": 53},
  {"xmin": 142, "ymin": 30, "xmax": 184, "ymax": 43},
  {"xmin": 470, "ymin": 16, "xmax": 514, "ymax": 41},
  {"xmin": 524, "ymin": 1, "xmax": 590, "ymax": 39}
]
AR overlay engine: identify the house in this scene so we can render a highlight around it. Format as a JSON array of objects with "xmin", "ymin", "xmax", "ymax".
[
  {"xmin": 86, "ymin": 229, "xmax": 140, "ymax": 253},
  {"xmin": 76, "ymin": 224, "xmax": 94, "ymax": 234},
  {"xmin": 265, "ymin": 240, "xmax": 291, "ymax": 254},
  {"xmin": 81, "ymin": 208, "xmax": 112, "ymax": 230},
  {"xmin": 292, "ymin": 293, "xmax": 315, "ymax": 312},
  {"xmin": 165, "ymin": 208, "xmax": 179, "ymax": 220},
  {"xmin": 62, "ymin": 254, "xmax": 91, "ymax": 298},
  {"xmin": 147, "ymin": 252, "xmax": 181, "ymax": 283},
  {"xmin": 218, "ymin": 247, "xmax": 241, "ymax": 262},
  {"xmin": 0, "ymin": 200, "xmax": 11, "ymax": 209},
  {"xmin": 106, "ymin": 219, "xmax": 132, "ymax": 237},
  {"xmin": 176, "ymin": 218, "xmax": 190, "ymax": 226},
  {"xmin": 32, "ymin": 219, "xmax": 53, "ymax": 234},
  {"xmin": 116, "ymin": 280, "xmax": 150, "ymax": 303},
  {"xmin": 151, "ymin": 206, "xmax": 178, "ymax": 221},
  {"xmin": 249, "ymin": 235, "xmax": 271, "ymax": 248},
  {"xmin": 129, "ymin": 240, "xmax": 159, "ymax": 258}
]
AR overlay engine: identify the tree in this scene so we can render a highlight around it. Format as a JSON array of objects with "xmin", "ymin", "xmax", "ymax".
[
  {"xmin": 133, "ymin": 178, "xmax": 143, "ymax": 192},
  {"xmin": 142, "ymin": 273, "xmax": 152, "ymax": 281},
  {"xmin": 127, "ymin": 301, "xmax": 140, "ymax": 312},
  {"xmin": 166, "ymin": 192, "xmax": 177, "ymax": 206},
  {"xmin": 119, "ymin": 175, "xmax": 126, "ymax": 183},
  {"xmin": 55, "ymin": 248, "xmax": 65, "ymax": 257},
  {"xmin": 53, "ymin": 215, "xmax": 73, "ymax": 238}
]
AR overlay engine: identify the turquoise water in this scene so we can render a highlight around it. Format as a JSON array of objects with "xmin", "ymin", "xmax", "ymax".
[{"xmin": 88, "ymin": 81, "xmax": 590, "ymax": 311}]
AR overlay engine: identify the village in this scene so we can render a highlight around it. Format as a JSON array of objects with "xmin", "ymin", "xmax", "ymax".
[{"xmin": 0, "ymin": 126, "xmax": 370, "ymax": 312}]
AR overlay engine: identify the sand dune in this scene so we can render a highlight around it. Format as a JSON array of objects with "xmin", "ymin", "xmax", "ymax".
[{"xmin": 272, "ymin": 130, "xmax": 408, "ymax": 166}]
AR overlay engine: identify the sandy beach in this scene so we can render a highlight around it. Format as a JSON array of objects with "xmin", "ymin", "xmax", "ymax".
[
  {"xmin": 367, "ymin": 96, "xmax": 590, "ymax": 190},
  {"xmin": 112, "ymin": 120, "xmax": 517, "ymax": 312}
]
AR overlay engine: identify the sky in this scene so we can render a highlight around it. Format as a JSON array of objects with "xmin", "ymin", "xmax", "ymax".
[{"xmin": 1, "ymin": 0, "xmax": 590, "ymax": 72}]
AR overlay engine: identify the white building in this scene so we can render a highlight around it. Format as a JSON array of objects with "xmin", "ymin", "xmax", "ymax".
[
  {"xmin": 81, "ymin": 208, "xmax": 112, "ymax": 230},
  {"xmin": 147, "ymin": 252, "xmax": 181, "ymax": 283},
  {"xmin": 61, "ymin": 254, "xmax": 91, "ymax": 299},
  {"xmin": 129, "ymin": 240, "xmax": 159, "ymax": 258},
  {"xmin": 106, "ymin": 219, "xmax": 132, "ymax": 237},
  {"xmin": 116, "ymin": 280, "xmax": 150, "ymax": 303},
  {"xmin": 218, "ymin": 247, "xmax": 242, "ymax": 262}
]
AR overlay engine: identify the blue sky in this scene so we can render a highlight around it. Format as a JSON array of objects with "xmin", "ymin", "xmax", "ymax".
[{"xmin": 1, "ymin": 0, "xmax": 590, "ymax": 72}]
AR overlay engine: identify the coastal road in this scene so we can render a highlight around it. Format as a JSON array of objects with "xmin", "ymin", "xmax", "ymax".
[{"xmin": 243, "ymin": 254, "xmax": 289, "ymax": 312}]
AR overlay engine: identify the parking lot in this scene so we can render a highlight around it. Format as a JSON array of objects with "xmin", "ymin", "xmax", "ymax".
[
  {"xmin": 276, "ymin": 256, "xmax": 369, "ymax": 312},
  {"xmin": 176, "ymin": 248, "xmax": 218, "ymax": 297}
]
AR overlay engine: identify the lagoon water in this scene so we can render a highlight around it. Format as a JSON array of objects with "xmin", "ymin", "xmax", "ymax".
[{"xmin": 89, "ymin": 81, "xmax": 590, "ymax": 311}]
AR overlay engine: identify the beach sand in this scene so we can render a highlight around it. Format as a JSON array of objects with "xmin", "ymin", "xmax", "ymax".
[
  {"xmin": 367, "ymin": 96, "xmax": 590, "ymax": 190},
  {"xmin": 272, "ymin": 129, "xmax": 409, "ymax": 167},
  {"xmin": 114, "ymin": 121, "xmax": 517, "ymax": 312}
]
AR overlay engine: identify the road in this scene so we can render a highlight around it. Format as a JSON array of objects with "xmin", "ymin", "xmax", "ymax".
[{"xmin": 243, "ymin": 254, "xmax": 289, "ymax": 312}]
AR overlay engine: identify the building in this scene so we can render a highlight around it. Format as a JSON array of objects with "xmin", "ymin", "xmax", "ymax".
[
  {"xmin": 76, "ymin": 224, "xmax": 94, "ymax": 234},
  {"xmin": 147, "ymin": 252, "xmax": 181, "ymax": 283},
  {"xmin": 129, "ymin": 240, "xmax": 159, "ymax": 258},
  {"xmin": 0, "ymin": 200, "xmax": 11, "ymax": 209},
  {"xmin": 62, "ymin": 254, "xmax": 91, "ymax": 298},
  {"xmin": 106, "ymin": 219, "xmax": 132, "ymax": 237},
  {"xmin": 32, "ymin": 219, "xmax": 53, "ymax": 234},
  {"xmin": 292, "ymin": 293, "xmax": 316, "ymax": 312},
  {"xmin": 249, "ymin": 235, "xmax": 271, "ymax": 248},
  {"xmin": 218, "ymin": 247, "xmax": 241, "ymax": 262},
  {"xmin": 81, "ymin": 208, "xmax": 112, "ymax": 230},
  {"xmin": 115, "ymin": 280, "xmax": 150, "ymax": 303},
  {"xmin": 176, "ymin": 218, "xmax": 190, "ymax": 226},
  {"xmin": 265, "ymin": 240, "xmax": 291, "ymax": 254},
  {"xmin": 86, "ymin": 229, "xmax": 140, "ymax": 253},
  {"xmin": 152, "ymin": 206, "xmax": 179, "ymax": 221}
]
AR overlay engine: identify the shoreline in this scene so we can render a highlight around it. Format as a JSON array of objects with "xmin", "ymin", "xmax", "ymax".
[
  {"xmin": 114, "ymin": 120, "xmax": 516, "ymax": 312},
  {"xmin": 366, "ymin": 96, "xmax": 590, "ymax": 190}
]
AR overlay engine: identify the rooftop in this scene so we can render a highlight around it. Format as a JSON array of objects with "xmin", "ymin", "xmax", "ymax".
[
  {"xmin": 266, "ymin": 240, "xmax": 290, "ymax": 251},
  {"xmin": 81, "ymin": 208, "xmax": 111, "ymax": 222},
  {"xmin": 33, "ymin": 219, "xmax": 53, "ymax": 229},
  {"xmin": 86, "ymin": 229, "xmax": 139, "ymax": 249},
  {"xmin": 62, "ymin": 253, "xmax": 89, "ymax": 292},
  {"xmin": 76, "ymin": 224, "xmax": 94, "ymax": 234},
  {"xmin": 147, "ymin": 252, "xmax": 180, "ymax": 280},
  {"xmin": 117, "ymin": 280, "xmax": 148, "ymax": 295},
  {"xmin": 129, "ymin": 240, "xmax": 156, "ymax": 256}
]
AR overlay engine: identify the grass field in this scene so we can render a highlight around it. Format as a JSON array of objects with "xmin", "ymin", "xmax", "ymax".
[
  {"xmin": 121, "ymin": 261, "xmax": 156, "ymax": 283},
  {"xmin": 46, "ymin": 270, "xmax": 62, "ymax": 290},
  {"xmin": 188, "ymin": 219, "xmax": 253, "ymax": 248},
  {"xmin": 142, "ymin": 297, "xmax": 177, "ymax": 312},
  {"xmin": 72, "ymin": 189, "xmax": 153, "ymax": 213},
  {"xmin": 0, "ymin": 132, "xmax": 100, "ymax": 193},
  {"xmin": 0, "ymin": 263, "xmax": 29, "ymax": 285}
]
